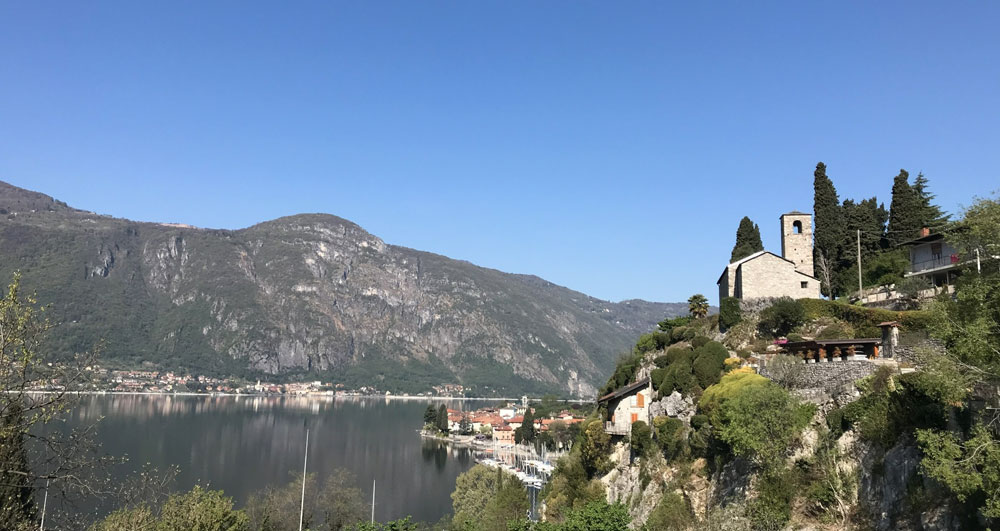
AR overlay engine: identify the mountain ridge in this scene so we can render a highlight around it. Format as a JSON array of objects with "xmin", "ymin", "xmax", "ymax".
[{"xmin": 0, "ymin": 180, "xmax": 689, "ymax": 397}]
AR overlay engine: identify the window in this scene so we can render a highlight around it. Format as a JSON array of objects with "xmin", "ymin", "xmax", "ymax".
[
  {"xmin": 636, "ymin": 393, "xmax": 644, "ymax": 408},
  {"xmin": 931, "ymin": 243, "xmax": 943, "ymax": 260},
  {"xmin": 630, "ymin": 413, "xmax": 638, "ymax": 423},
  {"xmin": 793, "ymin": 220, "xmax": 803, "ymax": 234},
  {"xmin": 801, "ymin": 281, "xmax": 808, "ymax": 289}
]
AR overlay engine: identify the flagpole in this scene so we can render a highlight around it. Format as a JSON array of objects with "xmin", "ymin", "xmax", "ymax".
[{"xmin": 299, "ymin": 428, "xmax": 309, "ymax": 531}]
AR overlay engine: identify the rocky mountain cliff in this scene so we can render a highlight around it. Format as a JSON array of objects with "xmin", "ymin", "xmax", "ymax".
[{"xmin": 0, "ymin": 180, "xmax": 687, "ymax": 397}]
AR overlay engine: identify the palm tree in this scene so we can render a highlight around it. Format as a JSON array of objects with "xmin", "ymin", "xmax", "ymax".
[{"xmin": 688, "ymin": 294, "xmax": 709, "ymax": 319}]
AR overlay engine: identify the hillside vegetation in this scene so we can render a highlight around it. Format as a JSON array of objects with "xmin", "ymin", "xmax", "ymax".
[
  {"xmin": 537, "ymin": 195, "xmax": 1000, "ymax": 530},
  {"xmin": 0, "ymin": 180, "xmax": 687, "ymax": 397}
]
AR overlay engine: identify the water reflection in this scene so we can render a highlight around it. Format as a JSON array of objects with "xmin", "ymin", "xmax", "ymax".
[{"xmin": 65, "ymin": 395, "xmax": 494, "ymax": 523}]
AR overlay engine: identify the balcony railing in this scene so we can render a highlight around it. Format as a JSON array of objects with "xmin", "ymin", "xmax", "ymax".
[
  {"xmin": 604, "ymin": 421, "xmax": 630, "ymax": 436},
  {"xmin": 908, "ymin": 255, "xmax": 960, "ymax": 275}
]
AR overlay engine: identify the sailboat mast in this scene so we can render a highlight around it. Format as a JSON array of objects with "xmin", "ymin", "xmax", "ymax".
[{"xmin": 299, "ymin": 428, "xmax": 309, "ymax": 531}]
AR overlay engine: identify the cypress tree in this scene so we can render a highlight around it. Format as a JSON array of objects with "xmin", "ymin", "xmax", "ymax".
[
  {"xmin": 812, "ymin": 162, "xmax": 844, "ymax": 296},
  {"xmin": 730, "ymin": 217, "xmax": 764, "ymax": 262},
  {"xmin": 887, "ymin": 169, "xmax": 924, "ymax": 246},
  {"xmin": 436, "ymin": 404, "xmax": 449, "ymax": 433},
  {"xmin": 843, "ymin": 197, "xmax": 888, "ymax": 255}
]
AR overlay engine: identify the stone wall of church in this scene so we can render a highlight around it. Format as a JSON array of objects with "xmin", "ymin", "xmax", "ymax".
[{"xmin": 738, "ymin": 253, "xmax": 821, "ymax": 300}]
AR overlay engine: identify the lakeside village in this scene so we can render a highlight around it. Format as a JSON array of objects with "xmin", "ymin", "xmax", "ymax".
[
  {"xmin": 420, "ymin": 397, "xmax": 589, "ymax": 490},
  {"xmin": 29, "ymin": 364, "xmax": 477, "ymax": 397}
]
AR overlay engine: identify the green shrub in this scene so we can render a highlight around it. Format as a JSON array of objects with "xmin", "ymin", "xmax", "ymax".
[
  {"xmin": 652, "ymin": 355, "xmax": 671, "ymax": 368},
  {"xmin": 843, "ymin": 368, "xmax": 948, "ymax": 448},
  {"xmin": 657, "ymin": 359, "xmax": 696, "ymax": 396},
  {"xmin": 657, "ymin": 315, "xmax": 693, "ymax": 334},
  {"xmin": 720, "ymin": 296, "xmax": 742, "ymax": 330},
  {"xmin": 636, "ymin": 331, "xmax": 672, "ymax": 354},
  {"xmin": 758, "ymin": 298, "xmax": 806, "ymax": 337},
  {"xmin": 690, "ymin": 414, "xmax": 710, "ymax": 430},
  {"xmin": 816, "ymin": 321, "xmax": 855, "ymax": 340},
  {"xmin": 692, "ymin": 347, "xmax": 728, "ymax": 389},
  {"xmin": 630, "ymin": 421, "xmax": 653, "ymax": 456},
  {"xmin": 716, "ymin": 383, "xmax": 815, "ymax": 467},
  {"xmin": 580, "ymin": 420, "xmax": 613, "ymax": 475},
  {"xmin": 665, "ymin": 347, "xmax": 692, "ymax": 365},
  {"xmin": 786, "ymin": 333, "xmax": 804, "ymax": 343},
  {"xmin": 644, "ymin": 492, "xmax": 692, "ymax": 531},
  {"xmin": 799, "ymin": 298, "xmax": 933, "ymax": 335},
  {"xmin": 691, "ymin": 336, "xmax": 710, "ymax": 348},
  {"xmin": 699, "ymin": 370, "xmax": 770, "ymax": 425},
  {"xmin": 653, "ymin": 416, "xmax": 687, "ymax": 460},
  {"xmin": 748, "ymin": 470, "xmax": 797, "ymax": 529},
  {"xmin": 650, "ymin": 367, "xmax": 667, "ymax": 390}
]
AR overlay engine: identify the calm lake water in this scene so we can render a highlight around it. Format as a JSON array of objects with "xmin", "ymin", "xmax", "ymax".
[{"xmin": 65, "ymin": 394, "xmax": 493, "ymax": 523}]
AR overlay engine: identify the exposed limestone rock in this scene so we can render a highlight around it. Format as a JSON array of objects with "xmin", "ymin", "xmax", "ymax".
[{"xmin": 649, "ymin": 391, "xmax": 696, "ymax": 423}]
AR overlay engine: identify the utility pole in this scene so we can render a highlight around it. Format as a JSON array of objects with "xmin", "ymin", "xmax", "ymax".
[
  {"xmin": 299, "ymin": 428, "xmax": 309, "ymax": 531},
  {"xmin": 857, "ymin": 229, "xmax": 863, "ymax": 296}
]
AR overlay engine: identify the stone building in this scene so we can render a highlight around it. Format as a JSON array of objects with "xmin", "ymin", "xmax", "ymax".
[
  {"xmin": 598, "ymin": 377, "xmax": 652, "ymax": 436},
  {"xmin": 718, "ymin": 211, "xmax": 821, "ymax": 302}
]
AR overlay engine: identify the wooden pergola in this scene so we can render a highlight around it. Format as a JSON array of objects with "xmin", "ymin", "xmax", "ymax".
[{"xmin": 779, "ymin": 338, "xmax": 882, "ymax": 363}]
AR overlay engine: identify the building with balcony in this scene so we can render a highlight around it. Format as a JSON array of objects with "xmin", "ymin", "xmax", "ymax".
[
  {"xmin": 597, "ymin": 377, "xmax": 652, "ymax": 436},
  {"xmin": 902, "ymin": 231, "xmax": 962, "ymax": 291}
]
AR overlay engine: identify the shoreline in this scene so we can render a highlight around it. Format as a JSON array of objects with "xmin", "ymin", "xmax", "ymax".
[{"xmin": 24, "ymin": 390, "xmax": 527, "ymax": 401}]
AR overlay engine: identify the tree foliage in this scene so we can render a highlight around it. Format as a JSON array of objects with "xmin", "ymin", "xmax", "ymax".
[
  {"xmin": 757, "ymin": 298, "xmax": 805, "ymax": 337},
  {"xmin": 719, "ymin": 296, "xmax": 742, "ymax": 331},
  {"xmin": 731, "ymin": 217, "xmax": 764, "ymax": 262},
  {"xmin": 887, "ymin": 169, "xmax": 925, "ymax": 246},
  {"xmin": 715, "ymin": 382, "xmax": 815, "ymax": 468},
  {"xmin": 1, "ymin": 273, "xmax": 103, "ymax": 530},
  {"xmin": 688, "ymin": 294, "xmax": 709, "ymax": 319},
  {"xmin": 813, "ymin": 162, "xmax": 844, "ymax": 297}
]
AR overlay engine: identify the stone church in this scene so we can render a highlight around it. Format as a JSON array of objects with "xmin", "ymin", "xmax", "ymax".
[{"xmin": 717, "ymin": 212, "xmax": 822, "ymax": 302}]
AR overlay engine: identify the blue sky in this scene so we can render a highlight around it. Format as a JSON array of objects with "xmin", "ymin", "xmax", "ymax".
[{"xmin": 1, "ymin": 2, "xmax": 997, "ymax": 304}]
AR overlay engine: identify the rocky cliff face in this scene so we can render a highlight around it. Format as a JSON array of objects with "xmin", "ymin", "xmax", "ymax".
[{"xmin": 0, "ymin": 181, "xmax": 685, "ymax": 396}]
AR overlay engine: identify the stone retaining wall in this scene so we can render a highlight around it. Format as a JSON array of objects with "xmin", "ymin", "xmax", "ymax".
[{"xmin": 759, "ymin": 359, "xmax": 880, "ymax": 391}]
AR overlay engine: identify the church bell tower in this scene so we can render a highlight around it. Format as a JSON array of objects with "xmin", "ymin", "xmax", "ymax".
[{"xmin": 780, "ymin": 212, "xmax": 814, "ymax": 277}]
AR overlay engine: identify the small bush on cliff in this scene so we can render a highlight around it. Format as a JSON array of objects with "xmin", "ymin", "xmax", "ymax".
[
  {"xmin": 644, "ymin": 492, "xmax": 693, "ymax": 531},
  {"xmin": 630, "ymin": 421, "xmax": 653, "ymax": 457},
  {"xmin": 635, "ymin": 331, "xmax": 671, "ymax": 354},
  {"xmin": 691, "ymin": 335, "xmax": 710, "ymax": 348},
  {"xmin": 657, "ymin": 359, "xmax": 697, "ymax": 397},
  {"xmin": 653, "ymin": 416, "xmax": 687, "ymax": 461},
  {"xmin": 692, "ymin": 341, "xmax": 729, "ymax": 388}
]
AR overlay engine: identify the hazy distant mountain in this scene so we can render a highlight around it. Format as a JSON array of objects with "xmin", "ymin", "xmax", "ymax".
[{"xmin": 0, "ymin": 181, "xmax": 688, "ymax": 397}]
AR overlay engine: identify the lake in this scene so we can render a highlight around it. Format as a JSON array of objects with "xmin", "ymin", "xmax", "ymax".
[{"xmin": 64, "ymin": 394, "xmax": 493, "ymax": 524}]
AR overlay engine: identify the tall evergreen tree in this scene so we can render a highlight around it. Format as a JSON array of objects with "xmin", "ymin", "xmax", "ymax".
[
  {"xmin": 812, "ymin": 162, "xmax": 845, "ymax": 296},
  {"xmin": 730, "ymin": 217, "xmax": 764, "ymax": 262},
  {"xmin": 843, "ymin": 197, "xmax": 888, "ymax": 255},
  {"xmin": 912, "ymin": 172, "xmax": 950, "ymax": 228},
  {"xmin": 887, "ymin": 169, "xmax": 924, "ymax": 246},
  {"xmin": 436, "ymin": 404, "xmax": 450, "ymax": 433}
]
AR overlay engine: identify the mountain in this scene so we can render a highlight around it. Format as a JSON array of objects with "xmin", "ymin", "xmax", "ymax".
[{"xmin": 0, "ymin": 181, "xmax": 688, "ymax": 397}]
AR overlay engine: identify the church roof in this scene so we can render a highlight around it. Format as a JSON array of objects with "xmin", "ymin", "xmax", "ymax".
[{"xmin": 780, "ymin": 211, "xmax": 810, "ymax": 217}]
